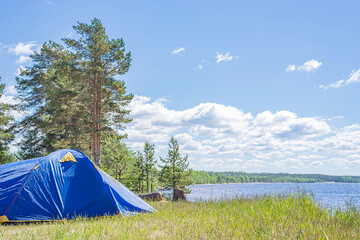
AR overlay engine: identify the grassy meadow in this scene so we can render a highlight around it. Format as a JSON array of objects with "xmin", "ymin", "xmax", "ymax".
[{"xmin": 1, "ymin": 193, "xmax": 360, "ymax": 239}]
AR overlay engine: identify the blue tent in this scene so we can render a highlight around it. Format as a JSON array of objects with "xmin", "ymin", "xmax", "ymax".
[{"xmin": 0, "ymin": 149, "xmax": 154, "ymax": 222}]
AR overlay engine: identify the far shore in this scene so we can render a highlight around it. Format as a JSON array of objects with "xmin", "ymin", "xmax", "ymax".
[{"xmin": 190, "ymin": 181, "xmax": 341, "ymax": 186}]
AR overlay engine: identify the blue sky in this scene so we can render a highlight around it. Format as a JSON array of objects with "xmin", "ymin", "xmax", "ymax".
[{"xmin": 1, "ymin": 0, "xmax": 360, "ymax": 175}]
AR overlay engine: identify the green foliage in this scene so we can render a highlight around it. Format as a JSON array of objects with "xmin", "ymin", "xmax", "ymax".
[
  {"xmin": 143, "ymin": 141, "xmax": 156, "ymax": 192},
  {"xmin": 63, "ymin": 18, "xmax": 133, "ymax": 166},
  {"xmin": 0, "ymin": 151, "xmax": 17, "ymax": 165},
  {"xmin": 0, "ymin": 77, "xmax": 15, "ymax": 164},
  {"xmin": 159, "ymin": 136, "xmax": 192, "ymax": 197},
  {"xmin": 15, "ymin": 41, "xmax": 84, "ymax": 159},
  {"xmin": 15, "ymin": 18, "xmax": 133, "ymax": 163},
  {"xmin": 190, "ymin": 170, "xmax": 360, "ymax": 184},
  {"xmin": 101, "ymin": 135, "xmax": 159, "ymax": 193},
  {"xmin": 131, "ymin": 151, "xmax": 146, "ymax": 193},
  {"xmin": 101, "ymin": 134, "xmax": 132, "ymax": 181},
  {"xmin": 3, "ymin": 193, "xmax": 360, "ymax": 239}
]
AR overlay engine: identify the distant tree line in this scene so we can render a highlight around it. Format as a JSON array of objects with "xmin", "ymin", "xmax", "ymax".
[{"xmin": 190, "ymin": 171, "xmax": 360, "ymax": 184}]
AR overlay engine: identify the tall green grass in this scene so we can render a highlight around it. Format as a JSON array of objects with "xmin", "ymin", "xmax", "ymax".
[{"xmin": 1, "ymin": 192, "xmax": 360, "ymax": 239}]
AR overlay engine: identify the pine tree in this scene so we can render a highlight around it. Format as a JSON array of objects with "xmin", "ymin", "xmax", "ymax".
[
  {"xmin": 15, "ymin": 18, "xmax": 133, "ymax": 163},
  {"xmin": 0, "ymin": 77, "xmax": 15, "ymax": 164},
  {"xmin": 143, "ymin": 141, "xmax": 156, "ymax": 192},
  {"xmin": 133, "ymin": 150, "xmax": 145, "ymax": 193},
  {"xmin": 159, "ymin": 136, "xmax": 192, "ymax": 200},
  {"xmin": 101, "ymin": 133, "xmax": 131, "ymax": 181},
  {"xmin": 16, "ymin": 42, "xmax": 92, "ymax": 158},
  {"xmin": 63, "ymin": 18, "xmax": 132, "ymax": 166}
]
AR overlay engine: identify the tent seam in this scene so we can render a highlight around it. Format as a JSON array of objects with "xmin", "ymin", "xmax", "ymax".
[
  {"xmin": 106, "ymin": 183, "xmax": 124, "ymax": 216},
  {"xmin": 3, "ymin": 166, "xmax": 38, "ymax": 216},
  {"xmin": 98, "ymin": 168, "xmax": 155, "ymax": 212}
]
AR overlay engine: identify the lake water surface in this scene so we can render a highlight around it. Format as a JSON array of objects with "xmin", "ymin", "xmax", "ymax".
[{"xmin": 186, "ymin": 183, "xmax": 360, "ymax": 209}]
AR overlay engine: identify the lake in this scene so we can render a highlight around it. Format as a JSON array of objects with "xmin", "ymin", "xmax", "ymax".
[{"xmin": 186, "ymin": 182, "xmax": 360, "ymax": 209}]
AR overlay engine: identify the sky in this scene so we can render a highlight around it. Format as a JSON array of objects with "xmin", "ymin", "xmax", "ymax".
[{"xmin": 1, "ymin": 0, "xmax": 360, "ymax": 175}]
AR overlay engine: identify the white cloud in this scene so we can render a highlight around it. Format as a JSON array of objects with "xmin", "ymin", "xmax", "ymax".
[
  {"xmin": 345, "ymin": 69, "xmax": 360, "ymax": 84},
  {"xmin": 319, "ymin": 80, "xmax": 344, "ymax": 90},
  {"xmin": 196, "ymin": 64, "xmax": 203, "ymax": 70},
  {"xmin": 348, "ymin": 154, "xmax": 360, "ymax": 160},
  {"xmin": 0, "ymin": 94, "xmax": 28, "ymax": 120},
  {"xmin": 270, "ymin": 158, "xmax": 303, "ymax": 168},
  {"xmin": 15, "ymin": 66, "xmax": 25, "ymax": 76},
  {"xmin": 298, "ymin": 59, "xmax": 322, "ymax": 72},
  {"xmin": 252, "ymin": 110, "xmax": 330, "ymax": 139},
  {"xmin": 286, "ymin": 64, "xmax": 296, "ymax": 72},
  {"xmin": 319, "ymin": 69, "xmax": 360, "ymax": 90},
  {"xmin": 175, "ymin": 133, "xmax": 202, "ymax": 151},
  {"xmin": 298, "ymin": 154, "xmax": 325, "ymax": 160},
  {"xmin": 172, "ymin": 47, "xmax": 185, "ymax": 55},
  {"xmin": 120, "ymin": 95, "xmax": 360, "ymax": 173},
  {"xmin": 327, "ymin": 116, "xmax": 344, "ymax": 121},
  {"xmin": 227, "ymin": 158, "xmax": 243, "ymax": 163},
  {"xmin": 0, "ymin": 95, "xmax": 18, "ymax": 105},
  {"xmin": 45, "ymin": 0, "xmax": 52, "ymax": 4},
  {"xmin": 16, "ymin": 55, "xmax": 31, "ymax": 64},
  {"xmin": 216, "ymin": 52, "xmax": 233, "ymax": 63},
  {"xmin": 286, "ymin": 59, "xmax": 322, "ymax": 72},
  {"xmin": 310, "ymin": 161, "xmax": 323, "ymax": 167},
  {"xmin": 0, "ymin": 43, "xmax": 8, "ymax": 53},
  {"xmin": 5, "ymin": 85, "xmax": 17, "ymax": 95},
  {"xmin": 8, "ymin": 42, "xmax": 37, "ymax": 56},
  {"xmin": 352, "ymin": 160, "xmax": 360, "ymax": 165},
  {"xmin": 325, "ymin": 158, "xmax": 350, "ymax": 166},
  {"xmin": 199, "ymin": 158, "xmax": 224, "ymax": 164},
  {"xmin": 243, "ymin": 159, "xmax": 267, "ymax": 168}
]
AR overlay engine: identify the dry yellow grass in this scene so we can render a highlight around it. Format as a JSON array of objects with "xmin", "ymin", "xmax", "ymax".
[{"xmin": 1, "ymin": 192, "xmax": 359, "ymax": 239}]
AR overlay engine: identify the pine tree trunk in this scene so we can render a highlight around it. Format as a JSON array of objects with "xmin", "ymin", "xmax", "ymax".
[
  {"xmin": 173, "ymin": 179, "xmax": 176, "ymax": 200},
  {"xmin": 97, "ymin": 77, "xmax": 101, "ymax": 165},
  {"xmin": 92, "ymin": 71, "xmax": 101, "ymax": 167},
  {"xmin": 172, "ymin": 160, "xmax": 176, "ymax": 200},
  {"xmin": 92, "ymin": 82, "xmax": 98, "ymax": 165},
  {"xmin": 150, "ymin": 173, "xmax": 153, "ymax": 192},
  {"xmin": 146, "ymin": 172, "xmax": 149, "ymax": 193}
]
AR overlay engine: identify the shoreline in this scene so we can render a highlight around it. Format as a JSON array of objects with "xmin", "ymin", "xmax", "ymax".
[{"xmin": 190, "ymin": 181, "xmax": 342, "ymax": 186}]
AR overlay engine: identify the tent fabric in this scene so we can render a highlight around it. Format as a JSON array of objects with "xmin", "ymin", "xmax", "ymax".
[{"xmin": 0, "ymin": 149, "xmax": 154, "ymax": 222}]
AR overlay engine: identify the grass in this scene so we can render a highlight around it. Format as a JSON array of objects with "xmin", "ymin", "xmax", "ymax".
[{"xmin": 1, "ymin": 192, "xmax": 360, "ymax": 239}]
